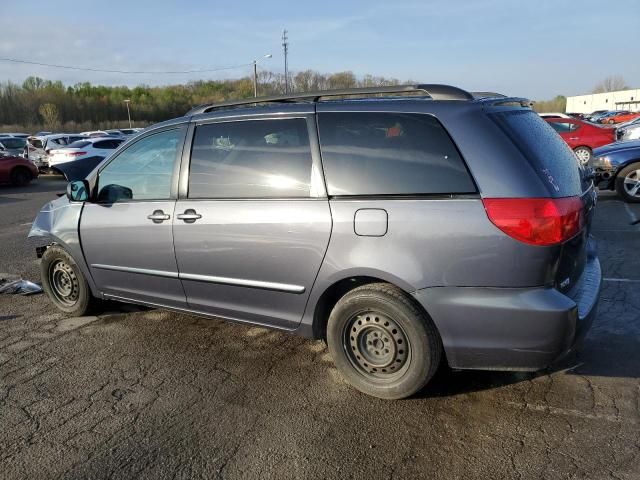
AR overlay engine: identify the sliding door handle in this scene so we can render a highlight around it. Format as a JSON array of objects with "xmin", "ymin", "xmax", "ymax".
[{"xmin": 177, "ymin": 209, "xmax": 202, "ymax": 223}]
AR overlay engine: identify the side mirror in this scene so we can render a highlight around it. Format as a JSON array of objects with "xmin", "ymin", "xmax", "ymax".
[
  {"xmin": 97, "ymin": 184, "xmax": 133, "ymax": 203},
  {"xmin": 66, "ymin": 180, "xmax": 90, "ymax": 202}
]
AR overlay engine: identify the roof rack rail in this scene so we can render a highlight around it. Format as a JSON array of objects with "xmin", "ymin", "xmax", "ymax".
[{"xmin": 187, "ymin": 84, "xmax": 475, "ymax": 115}]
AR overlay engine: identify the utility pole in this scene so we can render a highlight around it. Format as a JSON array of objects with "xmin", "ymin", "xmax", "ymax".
[
  {"xmin": 253, "ymin": 60, "xmax": 258, "ymax": 97},
  {"xmin": 124, "ymin": 99, "xmax": 132, "ymax": 128},
  {"xmin": 252, "ymin": 54, "xmax": 272, "ymax": 98},
  {"xmin": 282, "ymin": 29, "xmax": 289, "ymax": 94}
]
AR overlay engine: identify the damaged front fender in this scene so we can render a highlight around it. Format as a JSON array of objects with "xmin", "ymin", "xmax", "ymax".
[{"xmin": 28, "ymin": 195, "xmax": 100, "ymax": 297}]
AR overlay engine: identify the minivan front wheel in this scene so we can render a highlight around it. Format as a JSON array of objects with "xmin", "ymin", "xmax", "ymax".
[
  {"xmin": 327, "ymin": 283, "xmax": 442, "ymax": 400},
  {"xmin": 41, "ymin": 245, "xmax": 96, "ymax": 316}
]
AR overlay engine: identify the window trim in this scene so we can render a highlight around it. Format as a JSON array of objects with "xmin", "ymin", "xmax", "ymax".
[
  {"xmin": 178, "ymin": 114, "xmax": 327, "ymax": 200},
  {"xmin": 93, "ymin": 125, "xmax": 187, "ymax": 204}
]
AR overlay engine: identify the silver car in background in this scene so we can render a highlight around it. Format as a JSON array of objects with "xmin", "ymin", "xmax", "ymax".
[{"xmin": 0, "ymin": 136, "xmax": 28, "ymax": 157}]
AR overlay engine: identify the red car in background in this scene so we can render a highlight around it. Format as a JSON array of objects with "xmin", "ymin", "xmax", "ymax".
[
  {"xmin": 0, "ymin": 154, "xmax": 39, "ymax": 186},
  {"xmin": 544, "ymin": 117, "xmax": 616, "ymax": 165},
  {"xmin": 602, "ymin": 111, "xmax": 640, "ymax": 124}
]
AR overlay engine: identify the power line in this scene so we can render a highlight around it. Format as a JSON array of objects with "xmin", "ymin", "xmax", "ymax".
[{"xmin": 0, "ymin": 57, "xmax": 254, "ymax": 75}]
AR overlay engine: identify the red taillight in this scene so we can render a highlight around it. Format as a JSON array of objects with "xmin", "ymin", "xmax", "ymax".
[
  {"xmin": 67, "ymin": 151, "xmax": 87, "ymax": 157},
  {"xmin": 482, "ymin": 197, "xmax": 585, "ymax": 246}
]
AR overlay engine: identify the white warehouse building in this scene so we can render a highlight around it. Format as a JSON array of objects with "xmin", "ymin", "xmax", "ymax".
[{"xmin": 566, "ymin": 89, "xmax": 640, "ymax": 114}]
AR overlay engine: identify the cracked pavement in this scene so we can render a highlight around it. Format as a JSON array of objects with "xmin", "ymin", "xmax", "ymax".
[{"xmin": 1, "ymin": 177, "xmax": 639, "ymax": 479}]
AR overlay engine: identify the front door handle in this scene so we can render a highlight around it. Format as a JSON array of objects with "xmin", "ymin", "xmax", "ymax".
[
  {"xmin": 177, "ymin": 209, "xmax": 202, "ymax": 223},
  {"xmin": 147, "ymin": 210, "xmax": 170, "ymax": 223}
]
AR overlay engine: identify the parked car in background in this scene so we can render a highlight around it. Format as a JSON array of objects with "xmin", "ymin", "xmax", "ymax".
[
  {"xmin": 27, "ymin": 134, "xmax": 89, "ymax": 170},
  {"xmin": 539, "ymin": 112, "xmax": 572, "ymax": 119},
  {"xmin": 30, "ymin": 85, "xmax": 600, "ymax": 400},
  {"xmin": 596, "ymin": 111, "xmax": 630, "ymax": 124},
  {"xmin": 602, "ymin": 111, "xmax": 640, "ymax": 125},
  {"xmin": 0, "ymin": 132, "xmax": 30, "ymax": 138},
  {"xmin": 118, "ymin": 128, "xmax": 143, "ymax": 136},
  {"xmin": 48, "ymin": 137, "xmax": 125, "ymax": 170},
  {"xmin": 0, "ymin": 136, "xmax": 28, "ymax": 157},
  {"xmin": 0, "ymin": 153, "xmax": 39, "ymax": 186},
  {"xmin": 105, "ymin": 129, "xmax": 126, "ymax": 138},
  {"xmin": 592, "ymin": 141, "xmax": 640, "ymax": 203},
  {"xmin": 616, "ymin": 117, "xmax": 640, "ymax": 141},
  {"xmin": 544, "ymin": 117, "xmax": 616, "ymax": 164},
  {"xmin": 34, "ymin": 131, "xmax": 52, "ymax": 137},
  {"xmin": 80, "ymin": 130, "xmax": 110, "ymax": 138}
]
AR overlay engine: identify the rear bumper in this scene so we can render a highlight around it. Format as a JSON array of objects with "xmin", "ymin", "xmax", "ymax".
[{"xmin": 412, "ymin": 256, "xmax": 601, "ymax": 371}]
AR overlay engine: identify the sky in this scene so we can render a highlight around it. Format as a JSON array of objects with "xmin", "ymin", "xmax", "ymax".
[{"xmin": 0, "ymin": 0, "xmax": 638, "ymax": 99}]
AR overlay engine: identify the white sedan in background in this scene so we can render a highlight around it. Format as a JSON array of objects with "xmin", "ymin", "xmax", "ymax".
[{"xmin": 48, "ymin": 137, "xmax": 125, "ymax": 169}]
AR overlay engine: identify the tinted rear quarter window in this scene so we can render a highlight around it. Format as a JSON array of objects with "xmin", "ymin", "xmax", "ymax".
[
  {"xmin": 317, "ymin": 112, "xmax": 476, "ymax": 196},
  {"xmin": 68, "ymin": 140, "xmax": 91, "ymax": 149},
  {"xmin": 490, "ymin": 110, "xmax": 583, "ymax": 197},
  {"xmin": 0, "ymin": 138, "xmax": 26, "ymax": 149},
  {"xmin": 188, "ymin": 118, "xmax": 313, "ymax": 198}
]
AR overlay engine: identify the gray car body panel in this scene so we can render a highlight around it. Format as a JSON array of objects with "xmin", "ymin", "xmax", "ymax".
[
  {"xmin": 29, "ymin": 97, "xmax": 602, "ymax": 372},
  {"xmin": 28, "ymin": 195, "xmax": 100, "ymax": 297}
]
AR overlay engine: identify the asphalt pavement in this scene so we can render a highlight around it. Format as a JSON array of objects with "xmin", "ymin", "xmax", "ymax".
[{"xmin": 1, "ymin": 176, "xmax": 639, "ymax": 479}]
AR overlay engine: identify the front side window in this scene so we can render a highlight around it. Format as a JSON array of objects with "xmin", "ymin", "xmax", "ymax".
[
  {"xmin": 317, "ymin": 112, "xmax": 476, "ymax": 196},
  {"xmin": 97, "ymin": 129, "xmax": 182, "ymax": 202},
  {"xmin": 188, "ymin": 118, "xmax": 313, "ymax": 198}
]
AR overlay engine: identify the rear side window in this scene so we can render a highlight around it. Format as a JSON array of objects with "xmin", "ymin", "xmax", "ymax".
[
  {"xmin": 491, "ymin": 110, "xmax": 582, "ymax": 197},
  {"xmin": 68, "ymin": 140, "xmax": 91, "ymax": 149},
  {"xmin": 188, "ymin": 118, "xmax": 313, "ymax": 198},
  {"xmin": 317, "ymin": 112, "xmax": 476, "ymax": 196},
  {"xmin": 0, "ymin": 138, "xmax": 26, "ymax": 149},
  {"xmin": 548, "ymin": 122, "xmax": 577, "ymax": 133}
]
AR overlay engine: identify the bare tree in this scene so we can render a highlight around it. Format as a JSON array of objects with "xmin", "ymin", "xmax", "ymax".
[
  {"xmin": 38, "ymin": 103, "xmax": 60, "ymax": 131},
  {"xmin": 592, "ymin": 76, "xmax": 629, "ymax": 93}
]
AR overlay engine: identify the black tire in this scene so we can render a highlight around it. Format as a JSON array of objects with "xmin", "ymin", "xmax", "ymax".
[
  {"xmin": 573, "ymin": 146, "xmax": 592, "ymax": 166},
  {"xmin": 326, "ymin": 283, "xmax": 442, "ymax": 400},
  {"xmin": 615, "ymin": 162, "xmax": 640, "ymax": 203},
  {"xmin": 10, "ymin": 167, "xmax": 32, "ymax": 186},
  {"xmin": 41, "ymin": 245, "xmax": 97, "ymax": 316}
]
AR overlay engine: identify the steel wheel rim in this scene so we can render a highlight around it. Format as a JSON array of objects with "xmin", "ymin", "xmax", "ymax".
[
  {"xmin": 623, "ymin": 169, "xmax": 640, "ymax": 198},
  {"xmin": 574, "ymin": 148, "xmax": 590, "ymax": 165},
  {"xmin": 344, "ymin": 311, "xmax": 410, "ymax": 380},
  {"xmin": 49, "ymin": 260, "xmax": 79, "ymax": 306}
]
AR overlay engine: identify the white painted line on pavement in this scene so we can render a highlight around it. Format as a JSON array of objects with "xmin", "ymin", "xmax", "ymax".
[{"xmin": 603, "ymin": 278, "xmax": 640, "ymax": 283}]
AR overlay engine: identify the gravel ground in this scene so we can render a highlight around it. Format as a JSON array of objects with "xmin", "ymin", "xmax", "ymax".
[{"xmin": 1, "ymin": 176, "xmax": 639, "ymax": 479}]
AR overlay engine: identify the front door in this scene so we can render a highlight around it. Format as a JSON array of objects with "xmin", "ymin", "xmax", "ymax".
[
  {"xmin": 80, "ymin": 127, "xmax": 187, "ymax": 307},
  {"xmin": 173, "ymin": 115, "xmax": 331, "ymax": 329}
]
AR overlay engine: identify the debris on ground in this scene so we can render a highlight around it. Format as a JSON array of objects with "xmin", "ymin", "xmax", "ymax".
[{"xmin": 0, "ymin": 278, "xmax": 43, "ymax": 295}]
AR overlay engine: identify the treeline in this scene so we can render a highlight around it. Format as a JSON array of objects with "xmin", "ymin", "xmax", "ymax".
[
  {"xmin": 0, "ymin": 71, "xmax": 402, "ymax": 132},
  {"xmin": 1, "ymin": 70, "xmax": 598, "ymax": 132}
]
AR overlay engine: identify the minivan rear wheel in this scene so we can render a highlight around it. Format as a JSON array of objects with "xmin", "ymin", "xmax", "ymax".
[
  {"xmin": 41, "ymin": 245, "xmax": 96, "ymax": 316},
  {"xmin": 326, "ymin": 283, "xmax": 441, "ymax": 400}
]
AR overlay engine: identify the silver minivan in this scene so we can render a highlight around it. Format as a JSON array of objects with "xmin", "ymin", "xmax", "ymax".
[{"xmin": 30, "ymin": 85, "xmax": 601, "ymax": 399}]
